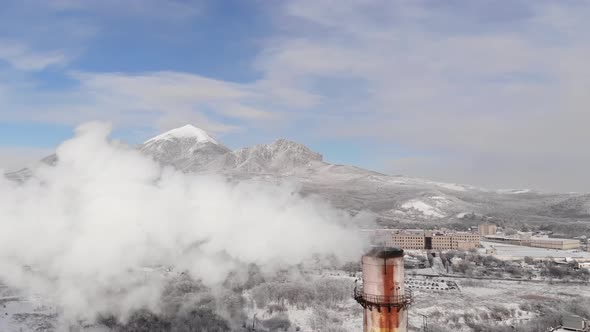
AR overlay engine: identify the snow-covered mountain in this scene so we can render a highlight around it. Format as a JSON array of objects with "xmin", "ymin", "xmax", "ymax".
[
  {"xmin": 135, "ymin": 125, "xmax": 590, "ymax": 225},
  {"xmin": 4, "ymin": 154, "xmax": 57, "ymax": 182},
  {"xmin": 229, "ymin": 139, "xmax": 324, "ymax": 173},
  {"xmin": 140, "ymin": 125, "xmax": 231, "ymax": 172},
  {"xmin": 5, "ymin": 124, "xmax": 590, "ymax": 226},
  {"xmin": 139, "ymin": 125, "xmax": 325, "ymax": 174}
]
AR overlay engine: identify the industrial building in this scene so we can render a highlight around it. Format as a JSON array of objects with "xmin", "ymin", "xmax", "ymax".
[
  {"xmin": 478, "ymin": 223, "xmax": 497, "ymax": 236},
  {"xmin": 451, "ymin": 233, "xmax": 482, "ymax": 250},
  {"xmin": 390, "ymin": 232, "xmax": 425, "ymax": 250},
  {"xmin": 484, "ymin": 235, "xmax": 581, "ymax": 250},
  {"xmin": 554, "ymin": 314, "xmax": 588, "ymax": 331},
  {"xmin": 385, "ymin": 230, "xmax": 480, "ymax": 250},
  {"xmin": 530, "ymin": 237, "xmax": 581, "ymax": 250}
]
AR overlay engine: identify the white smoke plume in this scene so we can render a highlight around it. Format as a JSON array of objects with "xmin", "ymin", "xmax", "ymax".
[{"xmin": 0, "ymin": 122, "xmax": 367, "ymax": 324}]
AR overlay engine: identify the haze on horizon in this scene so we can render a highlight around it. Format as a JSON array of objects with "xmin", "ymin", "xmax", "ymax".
[{"xmin": 1, "ymin": 1, "xmax": 589, "ymax": 192}]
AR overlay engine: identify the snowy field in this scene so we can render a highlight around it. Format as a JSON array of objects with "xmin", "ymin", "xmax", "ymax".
[
  {"xmin": 409, "ymin": 276, "xmax": 590, "ymax": 331},
  {"xmin": 0, "ymin": 284, "xmax": 58, "ymax": 332},
  {"xmin": 481, "ymin": 241, "xmax": 590, "ymax": 259}
]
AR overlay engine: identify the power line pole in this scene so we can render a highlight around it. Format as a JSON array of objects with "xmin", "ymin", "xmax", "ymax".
[{"xmin": 419, "ymin": 313, "xmax": 428, "ymax": 332}]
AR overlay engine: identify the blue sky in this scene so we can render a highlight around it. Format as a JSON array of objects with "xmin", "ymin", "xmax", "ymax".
[{"xmin": 1, "ymin": 0, "xmax": 590, "ymax": 192}]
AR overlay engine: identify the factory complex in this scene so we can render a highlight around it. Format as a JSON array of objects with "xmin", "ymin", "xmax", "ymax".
[{"xmin": 483, "ymin": 235, "xmax": 581, "ymax": 250}]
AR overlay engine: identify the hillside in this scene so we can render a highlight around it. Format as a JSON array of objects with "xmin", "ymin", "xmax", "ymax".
[{"xmin": 5, "ymin": 125, "xmax": 590, "ymax": 229}]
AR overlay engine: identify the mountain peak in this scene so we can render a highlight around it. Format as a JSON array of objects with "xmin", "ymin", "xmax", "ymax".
[
  {"xmin": 229, "ymin": 138, "xmax": 323, "ymax": 173},
  {"xmin": 144, "ymin": 124, "xmax": 217, "ymax": 145}
]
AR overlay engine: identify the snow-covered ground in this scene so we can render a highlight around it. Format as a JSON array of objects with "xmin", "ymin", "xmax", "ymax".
[
  {"xmin": 0, "ymin": 284, "xmax": 58, "ymax": 332},
  {"xmin": 241, "ymin": 271, "xmax": 363, "ymax": 332},
  {"xmin": 409, "ymin": 276, "xmax": 590, "ymax": 331},
  {"xmin": 2, "ymin": 266, "xmax": 588, "ymax": 332},
  {"xmin": 401, "ymin": 199, "xmax": 446, "ymax": 218}
]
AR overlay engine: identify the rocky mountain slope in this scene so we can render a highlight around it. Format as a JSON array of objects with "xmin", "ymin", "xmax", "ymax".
[
  {"xmin": 5, "ymin": 125, "xmax": 590, "ymax": 228},
  {"xmin": 140, "ymin": 125, "xmax": 232, "ymax": 172},
  {"xmin": 139, "ymin": 125, "xmax": 324, "ymax": 174}
]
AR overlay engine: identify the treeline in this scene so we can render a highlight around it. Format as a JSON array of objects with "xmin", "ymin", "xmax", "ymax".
[
  {"xmin": 97, "ymin": 273, "xmax": 240, "ymax": 331},
  {"xmin": 440, "ymin": 251, "xmax": 590, "ymax": 281},
  {"xmin": 251, "ymin": 278, "xmax": 353, "ymax": 309}
]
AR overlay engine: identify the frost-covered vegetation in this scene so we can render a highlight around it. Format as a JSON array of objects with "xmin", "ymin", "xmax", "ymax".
[
  {"xmin": 450, "ymin": 252, "xmax": 590, "ymax": 281},
  {"xmin": 250, "ymin": 278, "xmax": 353, "ymax": 309},
  {"xmin": 97, "ymin": 273, "xmax": 239, "ymax": 331},
  {"xmin": 3, "ymin": 252, "xmax": 589, "ymax": 331},
  {"xmin": 410, "ymin": 278, "xmax": 590, "ymax": 332},
  {"xmin": 406, "ymin": 250, "xmax": 590, "ymax": 282},
  {"xmin": 402, "ymin": 250, "xmax": 590, "ymax": 331},
  {"xmin": 87, "ymin": 259, "xmax": 363, "ymax": 332}
]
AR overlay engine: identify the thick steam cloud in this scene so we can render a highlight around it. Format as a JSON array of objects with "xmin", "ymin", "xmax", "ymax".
[{"xmin": 0, "ymin": 122, "xmax": 366, "ymax": 323}]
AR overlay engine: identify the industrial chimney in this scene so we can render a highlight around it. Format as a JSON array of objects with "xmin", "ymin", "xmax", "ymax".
[{"xmin": 354, "ymin": 247, "xmax": 413, "ymax": 332}]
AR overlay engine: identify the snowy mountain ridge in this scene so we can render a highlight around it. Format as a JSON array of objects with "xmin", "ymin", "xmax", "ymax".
[
  {"xmin": 4, "ymin": 124, "xmax": 590, "ymax": 224},
  {"xmin": 140, "ymin": 126, "xmax": 325, "ymax": 174},
  {"xmin": 136, "ymin": 125, "xmax": 590, "ymax": 224}
]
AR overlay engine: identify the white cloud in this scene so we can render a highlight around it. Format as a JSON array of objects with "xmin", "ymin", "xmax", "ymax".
[
  {"xmin": 0, "ymin": 40, "xmax": 69, "ymax": 71},
  {"xmin": 251, "ymin": 0, "xmax": 590, "ymax": 192},
  {"xmin": 68, "ymin": 71, "xmax": 279, "ymax": 134},
  {"xmin": 0, "ymin": 71, "xmax": 283, "ymax": 137},
  {"xmin": 2, "ymin": 1, "xmax": 590, "ymax": 191},
  {"xmin": 72, "ymin": 71, "xmax": 253, "ymax": 105}
]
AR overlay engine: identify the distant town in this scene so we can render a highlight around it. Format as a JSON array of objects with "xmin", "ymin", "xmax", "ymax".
[
  {"xmin": 364, "ymin": 223, "xmax": 589, "ymax": 252},
  {"xmin": 356, "ymin": 224, "xmax": 590, "ymax": 331}
]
